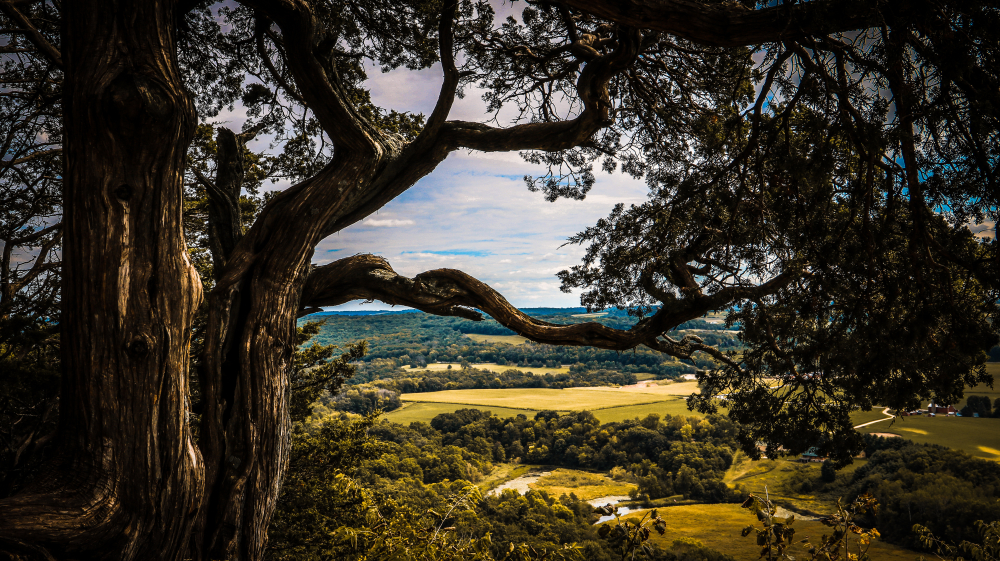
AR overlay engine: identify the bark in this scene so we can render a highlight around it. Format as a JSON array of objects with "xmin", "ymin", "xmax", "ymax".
[{"xmin": 0, "ymin": 1, "xmax": 203, "ymax": 559}]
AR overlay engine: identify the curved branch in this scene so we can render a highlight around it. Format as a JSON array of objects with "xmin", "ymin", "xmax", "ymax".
[
  {"xmin": 301, "ymin": 254, "xmax": 799, "ymax": 365},
  {"xmin": 558, "ymin": 0, "xmax": 883, "ymax": 47},
  {"xmin": 408, "ymin": 0, "xmax": 459, "ymax": 152},
  {"xmin": 440, "ymin": 26, "xmax": 643, "ymax": 153}
]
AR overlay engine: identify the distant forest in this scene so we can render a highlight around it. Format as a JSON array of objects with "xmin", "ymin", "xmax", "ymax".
[{"xmin": 303, "ymin": 309, "xmax": 739, "ymax": 373}]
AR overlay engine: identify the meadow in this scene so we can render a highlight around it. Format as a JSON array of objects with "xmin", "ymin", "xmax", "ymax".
[
  {"xmin": 384, "ymin": 402, "xmax": 540, "ymax": 424},
  {"xmin": 528, "ymin": 468, "xmax": 635, "ymax": 501},
  {"xmin": 400, "ymin": 387, "xmax": 676, "ymax": 410},
  {"xmin": 613, "ymin": 503, "xmax": 920, "ymax": 561},
  {"xmin": 394, "ymin": 382, "xmax": 713, "ymax": 423},
  {"xmin": 856, "ymin": 415, "xmax": 1000, "ymax": 460}
]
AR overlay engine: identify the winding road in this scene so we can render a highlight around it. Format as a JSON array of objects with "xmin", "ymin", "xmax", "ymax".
[{"xmin": 853, "ymin": 407, "xmax": 895, "ymax": 429}]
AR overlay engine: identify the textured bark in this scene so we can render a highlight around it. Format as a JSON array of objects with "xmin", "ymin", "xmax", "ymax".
[{"xmin": 0, "ymin": 1, "xmax": 203, "ymax": 559}]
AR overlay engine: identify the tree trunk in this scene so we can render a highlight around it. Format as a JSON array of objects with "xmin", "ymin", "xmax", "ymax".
[{"xmin": 0, "ymin": 1, "xmax": 203, "ymax": 559}]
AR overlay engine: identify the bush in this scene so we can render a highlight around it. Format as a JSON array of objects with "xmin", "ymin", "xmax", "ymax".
[{"xmin": 821, "ymin": 459, "xmax": 837, "ymax": 482}]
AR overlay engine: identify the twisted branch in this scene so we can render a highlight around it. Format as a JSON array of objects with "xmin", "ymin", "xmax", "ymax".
[{"xmin": 301, "ymin": 254, "xmax": 798, "ymax": 368}]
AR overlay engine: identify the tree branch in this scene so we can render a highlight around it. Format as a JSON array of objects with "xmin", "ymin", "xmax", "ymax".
[
  {"xmin": 239, "ymin": 0, "xmax": 387, "ymax": 155},
  {"xmin": 301, "ymin": 254, "xmax": 799, "ymax": 365},
  {"xmin": 0, "ymin": 1, "xmax": 62, "ymax": 68},
  {"xmin": 407, "ymin": 0, "xmax": 459, "ymax": 152},
  {"xmin": 558, "ymin": 0, "xmax": 883, "ymax": 47},
  {"xmin": 441, "ymin": 26, "xmax": 642, "ymax": 152}
]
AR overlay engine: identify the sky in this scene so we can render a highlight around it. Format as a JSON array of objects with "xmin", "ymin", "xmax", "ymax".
[
  {"xmin": 307, "ymin": 2, "xmax": 650, "ymax": 311},
  {"xmin": 296, "ymin": 51, "xmax": 651, "ymax": 311}
]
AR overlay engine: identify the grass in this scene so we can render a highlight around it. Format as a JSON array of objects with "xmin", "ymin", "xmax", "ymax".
[
  {"xmin": 591, "ymin": 400, "xmax": 706, "ymax": 423},
  {"xmin": 857, "ymin": 415, "xmax": 1000, "ymax": 460},
  {"xmin": 464, "ymin": 333, "xmax": 529, "ymax": 345},
  {"xmin": 612, "ymin": 503, "xmax": 919, "ymax": 561},
  {"xmin": 724, "ymin": 455, "xmax": 866, "ymax": 514},
  {"xmin": 383, "ymin": 402, "xmax": 539, "ymax": 424},
  {"xmin": 850, "ymin": 408, "xmax": 894, "ymax": 427},
  {"xmin": 529, "ymin": 468, "xmax": 635, "ymax": 501},
  {"xmin": 478, "ymin": 463, "xmax": 532, "ymax": 493},
  {"xmin": 400, "ymin": 388, "xmax": 681, "ymax": 411}
]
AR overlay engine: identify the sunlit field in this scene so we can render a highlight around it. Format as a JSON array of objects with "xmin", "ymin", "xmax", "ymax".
[{"xmin": 612, "ymin": 503, "xmax": 919, "ymax": 561}]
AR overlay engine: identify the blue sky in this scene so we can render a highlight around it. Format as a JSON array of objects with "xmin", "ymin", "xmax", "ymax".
[{"xmin": 303, "ymin": 56, "xmax": 650, "ymax": 311}]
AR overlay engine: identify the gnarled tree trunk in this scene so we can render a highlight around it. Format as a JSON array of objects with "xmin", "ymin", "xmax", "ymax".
[{"xmin": 0, "ymin": 1, "xmax": 203, "ymax": 559}]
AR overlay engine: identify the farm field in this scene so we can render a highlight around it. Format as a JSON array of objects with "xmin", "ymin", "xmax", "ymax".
[
  {"xmin": 590, "ymin": 400, "xmax": 704, "ymax": 423},
  {"xmin": 382, "ymin": 397, "xmax": 703, "ymax": 425},
  {"xmin": 386, "ymin": 380, "xmax": 709, "ymax": 424},
  {"xmin": 400, "ymin": 387, "xmax": 680, "ymax": 410},
  {"xmin": 613, "ymin": 503, "xmax": 919, "ymax": 561},
  {"xmin": 578, "ymin": 380, "xmax": 701, "ymax": 396},
  {"xmin": 384, "ymin": 401, "xmax": 540, "ymax": 424},
  {"xmin": 464, "ymin": 333, "xmax": 529, "ymax": 345},
  {"xmin": 857, "ymin": 415, "xmax": 1000, "ymax": 460},
  {"xmin": 400, "ymin": 362, "xmax": 571, "ymax": 376}
]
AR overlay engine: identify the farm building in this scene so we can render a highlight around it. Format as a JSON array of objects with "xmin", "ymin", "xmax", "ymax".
[{"xmin": 927, "ymin": 402, "xmax": 957, "ymax": 416}]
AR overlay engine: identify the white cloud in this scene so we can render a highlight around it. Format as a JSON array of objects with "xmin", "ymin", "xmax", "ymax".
[{"xmin": 364, "ymin": 218, "xmax": 415, "ymax": 227}]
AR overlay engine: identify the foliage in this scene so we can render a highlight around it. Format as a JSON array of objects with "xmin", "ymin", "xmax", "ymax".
[
  {"xmin": 302, "ymin": 311, "xmax": 729, "ymax": 381},
  {"xmin": 915, "ymin": 519, "xmax": 1000, "ymax": 561},
  {"xmin": 594, "ymin": 506, "xmax": 666, "ymax": 561},
  {"xmin": 960, "ymin": 395, "xmax": 994, "ymax": 418},
  {"xmin": 741, "ymin": 491, "xmax": 879, "ymax": 561},
  {"xmin": 813, "ymin": 435, "xmax": 1000, "ymax": 550},
  {"xmin": 821, "ymin": 460, "xmax": 837, "ymax": 484},
  {"xmin": 368, "ymin": 367, "xmax": 637, "ymax": 394}
]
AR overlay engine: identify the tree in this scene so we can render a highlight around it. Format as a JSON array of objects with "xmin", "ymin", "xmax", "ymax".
[{"xmin": 0, "ymin": 0, "xmax": 998, "ymax": 559}]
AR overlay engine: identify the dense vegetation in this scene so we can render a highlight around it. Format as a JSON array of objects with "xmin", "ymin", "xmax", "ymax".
[{"xmin": 267, "ymin": 404, "xmax": 748, "ymax": 560}]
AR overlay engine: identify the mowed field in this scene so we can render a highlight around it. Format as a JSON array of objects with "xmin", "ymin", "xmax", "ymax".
[
  {"xmin": 401, "ymin": 387, "xmax": 673, "ymax": 410},
  {"xmin": 613, "ymin": 504, "xmax": 919, "ymax": 561},
  {"xmin": 857, "ymin": 415, "xmax": 1000, "ymax": 460},
  {"xmin": 401, "ymin": 362, "xmax": 571, "ymax": 376},
  {"xmin": 385, "ymin": 402, "xmax": 541, "ymax": 424},
  {"xmin": 389, "ymin": 381, "xmax": 707, "ymax": 424},
  {"xmin": 851, "ymin": 363, "xmax": 1000, "ymax": 461}
]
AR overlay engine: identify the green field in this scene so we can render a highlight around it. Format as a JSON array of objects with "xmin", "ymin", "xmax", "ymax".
[
  {"xmin": 464, "ymin": 333, "xmax": 529, "ymax": 345},
  {"xmin": 382, "ymin": 398, "xmax": 703, "ymax": 425},
  {"xmin": 401, "ymin": 362, "xmax": 570, "ymax": 376},
  {"xmin": 858, "ymin": 415, "xmax": 1000, "ymax": 460},
  {"xmin": 614, "ymin": 503, "xmax": 919, "ymax": 561},
  {"xmin": 591, "ymin": 400, "xmax": 704, "ymax": 423},
  {"xmin": 401, "ymin": 387, "xmax": 680, "ymax": 410},
  {"xmin": 384, "ymin": 401, "xmax": 540, "ymax": 424}
]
